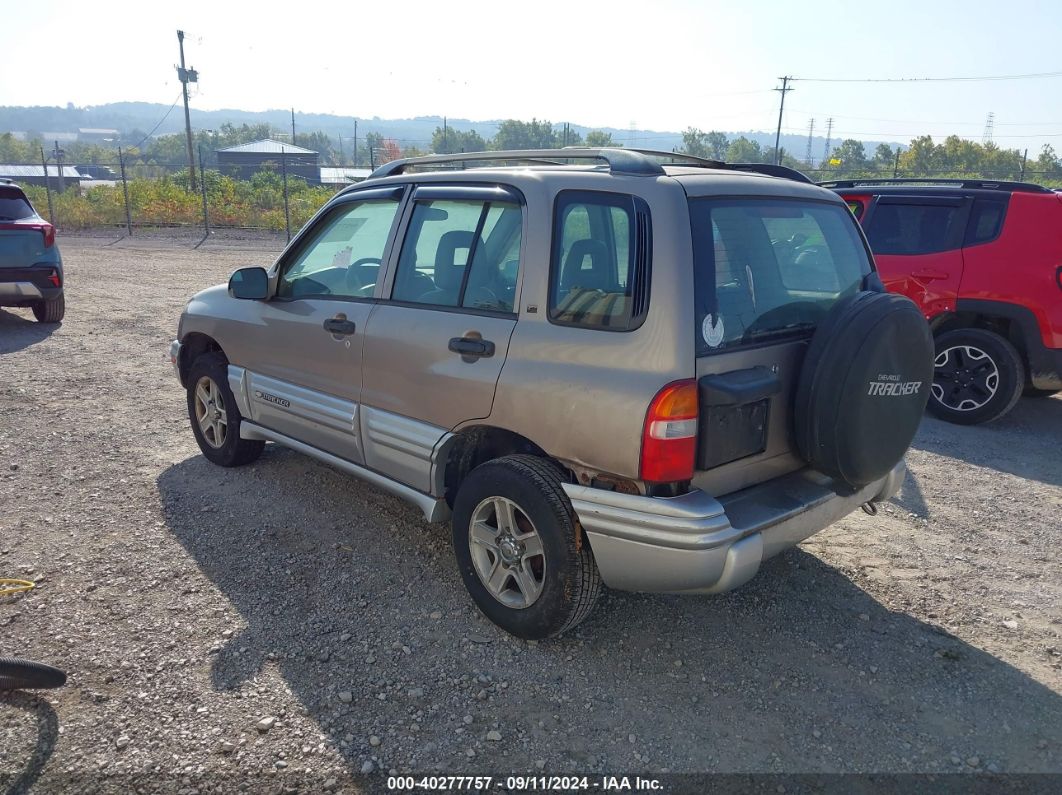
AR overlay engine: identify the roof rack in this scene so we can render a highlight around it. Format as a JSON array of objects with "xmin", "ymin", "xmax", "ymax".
[
  {"xmin": 817, "ymin": 177, "xmax": 1052, "ymax": 194},
  {"xmin": 370, "ymin": 147, "xmax": 814, "ymax": 183},
  {"xmin": 370, "ymin": 148, "xmax": 666, "ymax": 178}
]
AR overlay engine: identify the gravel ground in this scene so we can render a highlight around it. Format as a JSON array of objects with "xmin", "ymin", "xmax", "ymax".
[{"xmin": 1, "ymin": 236, "xmax": 1060, "ymax": 794}]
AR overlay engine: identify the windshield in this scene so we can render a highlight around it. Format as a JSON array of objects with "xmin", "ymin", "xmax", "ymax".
[
  {"xmin": 689, "ymin": 197, "xmax": 872, "ymax": 355},
  {"xmin": 0, "ymin": 189, "xmax": 35, "ymax": 221}
]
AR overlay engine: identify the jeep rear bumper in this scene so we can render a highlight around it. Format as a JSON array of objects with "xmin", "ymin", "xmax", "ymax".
[{"xmin": 562, "ymin": 461, "xmax": 905, "ymax": 594}]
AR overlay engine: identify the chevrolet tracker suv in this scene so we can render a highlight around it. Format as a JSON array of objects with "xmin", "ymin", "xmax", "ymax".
[
  {"xmin": 0, "ymin": 180, "xmax": 64, "ymax": 323},
  {"xmin": 824, "ymin": 178, "xmax": 1062, "ymax": 424},
  {"xmin": 171, "ymin": 149, "xmax": 932, "ymax": 638}
]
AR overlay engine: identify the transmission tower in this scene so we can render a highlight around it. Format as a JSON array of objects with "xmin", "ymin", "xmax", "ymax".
[
  {"xmin": 982, "ymin": 112, "xmax": 995, "ymax": 145},
  {"xmin": 822, "ymin": 118, "xmax": 834, "ymax": 164},
  {"xmin": 805, "ymin": 118, "xmax": 816, "ymax": 167}
]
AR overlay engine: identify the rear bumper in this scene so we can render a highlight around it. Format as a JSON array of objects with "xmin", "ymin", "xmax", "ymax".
[
  {"xmin": 0, "ymin": 266, "xmax": 62, "ymax": 306},
  {"xmin": 563, "ymin": 461, "xmax": 905, "ymax": 594}
]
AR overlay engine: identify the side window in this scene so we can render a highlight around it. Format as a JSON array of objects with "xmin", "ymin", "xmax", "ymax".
[
  {"xmin": 549, "ymin": 191, "xmax": 651, "ymax": 330},
  {"xmin": 965, "ymin": 198, "xmax": 1007, "ymax": 246},
  {"xmin": 865, "ymin": 202, "xmax": 963, "ymax": 256},
  {"xmin": 277, "ymin": 198, "xmax": 400, "ymax": 299},
  {"xmin": 391, "ymin": 199, "xmax": 522, "ymax": 313}
]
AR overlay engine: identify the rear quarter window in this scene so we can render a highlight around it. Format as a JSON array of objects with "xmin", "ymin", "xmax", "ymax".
[{"xmin": 0, "ymin": 188, "xmax": 35, "ymax": 221}]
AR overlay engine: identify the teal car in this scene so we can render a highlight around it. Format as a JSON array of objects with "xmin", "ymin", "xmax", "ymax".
[{"xmin": 0, "ymin": 179, "xmax": 64, "ymax": 323}]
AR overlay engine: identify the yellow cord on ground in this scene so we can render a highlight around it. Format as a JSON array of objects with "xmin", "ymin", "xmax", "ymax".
[{"xmin": 0, "ymin": 579, "xmax": 35, "ymax": 596}]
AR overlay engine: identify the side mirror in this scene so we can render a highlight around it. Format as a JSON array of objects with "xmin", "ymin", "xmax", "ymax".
[{"xmin": 229, "ymin": 267, "xmax": 269, "ymax": 300}]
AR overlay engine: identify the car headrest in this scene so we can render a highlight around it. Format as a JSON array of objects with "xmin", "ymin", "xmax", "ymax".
[
  {"xmin": 561, "ymin": 239, "xmax": 610, "ymax": 293},
  {"xmin": 435, "ymin": 230, "xmax": 474, "ymax": 291}
]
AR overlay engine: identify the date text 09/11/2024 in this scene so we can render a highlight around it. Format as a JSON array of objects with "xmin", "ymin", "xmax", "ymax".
[{"xmin": 385, "ymin": 775, "xmax": 664, "ymax": 791}]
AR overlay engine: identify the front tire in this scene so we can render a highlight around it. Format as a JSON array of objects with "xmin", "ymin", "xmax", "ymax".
[
  {"xmin": 186, "ymin": 352, "xmax": 265, "ymax": 467},
  {"xmin": 452, "ymin": 455, "xmax": 601, "ymax": 639},
  {"xmin": 927, "ymin": 328, "xmax": 1024, "ymax": 425},
  {"xmin": 32, "ymin": 294, "xmax": 64, "ymax": 323}
]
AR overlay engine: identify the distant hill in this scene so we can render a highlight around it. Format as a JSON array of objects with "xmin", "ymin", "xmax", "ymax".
[{"xmin": 0, "ymin": 102, "xmax": 899, "ymax": 160}]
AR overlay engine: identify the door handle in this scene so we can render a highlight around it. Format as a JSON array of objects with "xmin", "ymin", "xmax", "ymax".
[
  {"xmin": 448, "ymin": 336, "xmax": 495, "ymax": 359},
  {"xmin": 323, "ymin": 316, "xmax": 356, "ymax": 336},
  {"xmin": 911, "ymin": 268, "xmax": 948, "ymax": 282}
]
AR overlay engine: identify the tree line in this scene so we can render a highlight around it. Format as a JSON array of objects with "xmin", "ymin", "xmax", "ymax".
[
  {"xmin": 679, "ymin": 127, "xmax": 1062, "ymax": 184},
  {"xmin": 4, "ymin": 119, "xmax": 1059, "ymax": 188}
]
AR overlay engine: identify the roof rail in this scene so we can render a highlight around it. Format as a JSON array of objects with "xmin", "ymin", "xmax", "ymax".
[
  {"xmin": 817, "ymin": 177, "xmax": 1052, "ymax": 194},
  {"xmin": 370, "ymin": 148, "xmax": 667, "ymax": 178},
  {"xmin": 368, "ymin": 147, "xmax": 815, "ymax": 184}
]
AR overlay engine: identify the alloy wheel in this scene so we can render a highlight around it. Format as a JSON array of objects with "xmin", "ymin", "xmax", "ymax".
[
  {"xmin": 468, "ymin": 496, "xmax": 546, "ymax": 609},
  {"xmin": 193, "ymin": 376, "xmax": 228, "ymax": 448},
  {"xmin": 932, "ymin": 345, "xmax": 999, "ymax": 411}
]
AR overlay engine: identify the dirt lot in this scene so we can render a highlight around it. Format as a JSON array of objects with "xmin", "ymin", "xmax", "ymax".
[{"xmin": 1, "ymin": 236, "xmax": 1060, "ymax": 793}]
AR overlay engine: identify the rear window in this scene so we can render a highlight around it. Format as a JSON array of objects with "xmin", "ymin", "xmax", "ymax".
[
  {"xmin": 0, "ymin": 188, "xmax": 35, "ymax": 221},
  {"xmin": 689, "ymin": 198, "xmax": 871, "ymax": 355}
]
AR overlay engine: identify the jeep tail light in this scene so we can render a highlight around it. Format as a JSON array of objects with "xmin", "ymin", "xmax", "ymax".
[{"xmin": 640, "ymin": 380, "xmax": 698, "ymax": 482}]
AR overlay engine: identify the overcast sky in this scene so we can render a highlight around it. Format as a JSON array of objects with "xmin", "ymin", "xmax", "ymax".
[{"xmin": 3, "ymin": 0, "xmax": 1062, "ymax": 151}]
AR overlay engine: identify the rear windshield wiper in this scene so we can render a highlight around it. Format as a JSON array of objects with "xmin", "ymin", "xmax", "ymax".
[{"xmin": 741, "ymin": 322, "xmax": 816, "ymax": 343}]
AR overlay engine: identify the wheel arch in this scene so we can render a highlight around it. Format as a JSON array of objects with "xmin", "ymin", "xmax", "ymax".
[
  {"xmin": 439, "ymin": 425, "xmax": 556, "ymax": 508},
  {"xmin": 178, "ymin": 332, "xmax": 226, "ymax": 387}
]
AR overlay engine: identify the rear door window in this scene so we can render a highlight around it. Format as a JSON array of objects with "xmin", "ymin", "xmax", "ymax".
[
  {"xmin": 0, "ymin": 189, "xmax": 35, "ymax": 221},
  {"xmin": 865, "ymin": 200, "xmax": 965, "ymax": 255},
  {"xmin": 391, "ymin": 198, "xmax": 522, "ymax": 313},
  {"xmin": 689, "ymin": 198, "xmax": 870, "ymax": 355}
]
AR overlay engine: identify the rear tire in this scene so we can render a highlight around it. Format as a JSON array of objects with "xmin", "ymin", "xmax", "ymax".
[
  {"xmin": 32, "ymin": 294, "xmax": 64, "ymax": 323},
  {"xmin": 186, "ymin": 352, "xmax": 265, "ymax": 467},
  {"xmin": 0, "ymin": 658, "xmax": 67, "ymax": 690},
  {"xmin": 451, "ymin": 455, "xmax": 601, "ymax": 639},
  {"xmin": 928, "ymin": 328, "xmax": 1024, "ymax": 425}
]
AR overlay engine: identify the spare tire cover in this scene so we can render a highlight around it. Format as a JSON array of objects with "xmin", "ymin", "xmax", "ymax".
[{"xmin": 794, "ymin": 291, "xmax": 933, "ymax": 487}]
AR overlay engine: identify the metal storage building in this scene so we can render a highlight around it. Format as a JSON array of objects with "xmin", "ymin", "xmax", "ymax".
[{"xmin": 216, "ymin": 139, "xmax": 319, "ymax": 183}]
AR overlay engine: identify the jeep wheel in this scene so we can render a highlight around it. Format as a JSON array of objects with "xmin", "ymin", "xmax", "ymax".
[
  {"xmin": 32, "ymin": 294, "xmax": 64, "ymax": 323},
  {"xmin": 451, "ymin": 455, "xmax": 601, "ymax": 639},
  {"xmin": 186, "ymin": 352, "xmax": 265, "ymax": 467},
  {"xmin": 928, "ymin": 329, "xmax": 1024, "ymax": 425}
]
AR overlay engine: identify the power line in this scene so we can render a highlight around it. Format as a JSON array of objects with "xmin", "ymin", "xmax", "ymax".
[
  {"xmin": 792, "ymin": 69, "xmax": 1062, "ymax": 84},
  {"xmin": 131, "ymin": 92, "xmax": 184, "ymax": 149}
]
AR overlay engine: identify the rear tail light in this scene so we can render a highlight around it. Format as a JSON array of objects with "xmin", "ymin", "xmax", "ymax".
[
  {"xmin": 47, "ymin": 269, "xmax": 61, "ymax": 287},
  {"xmin": 40, "ymin": 223, "xmax": 56, "ymax": 248},
  {"xmin": 640, "ymin": 380, "xmax": 699, "ymax": 483}
]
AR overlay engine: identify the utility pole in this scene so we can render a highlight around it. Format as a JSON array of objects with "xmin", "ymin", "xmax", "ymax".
[
  {"xmin": 53, "ymin": 141, "xmax": 65, "ymax": 193},
  {"xmin": 442, "ymin": 117, "xmax": 448, "ymax": 153},
  {"xmin": 176, "ymin": 30, "xmax": 199, "ymax": 191},
  {"xmin": 772, "ymin": 76, "xmax": 794, "ymax": 165},
  {"xmin": 198, "ymin": 143, "xmax": 210, "ymax": 238},
  {"xmin": 338, "ymin": 133, "xmax": 344, "ymax": 164},
  {"xmin": 804, "ymin": 118, "xmax": 816, "ymax": 168},
  {"xmin": 822, "ymin": 117, "xmax": 834, "ymax": 166},
  {"xmin": 40, "ymin": 144, "xmax": 54, "ymax": 224},
  {"xmin": 353, "ymin": 120, "xmax": 358, "ymax": 168},
  {"xmin": 291, "ymin": 108, "xmax": 296, "ymax": 146},
  {"xmin": 893, "ymin": 147, "xmax": 901, "ymax": 178},
  {"xmin": 1020, "ymin": 148, "xmax": 1028, "ymax": 181}
]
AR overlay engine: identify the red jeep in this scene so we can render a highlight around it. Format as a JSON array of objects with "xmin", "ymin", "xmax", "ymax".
[{"xmin": 824, "ymin": 179, "xmax": 1062, "ymax": 424}]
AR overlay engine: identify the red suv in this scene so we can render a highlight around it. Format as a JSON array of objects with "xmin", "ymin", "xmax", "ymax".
[{"xmin": 824, "ymin": 179, "xmax": 1062, "ymax": 424}]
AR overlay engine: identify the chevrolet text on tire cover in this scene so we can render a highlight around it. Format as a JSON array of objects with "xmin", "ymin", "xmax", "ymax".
[{"xmin": 171, "ymin": 149, "xmax": 931, "ymax": 639}]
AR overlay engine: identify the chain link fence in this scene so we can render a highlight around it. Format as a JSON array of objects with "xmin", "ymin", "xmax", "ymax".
[
  {"xmin": 11, "ymin": 157, "xmax": 1061, "ymax": 241},
  {"xmin": 14, "ymin": 154, "xmax": 353, "ymax": 240}
]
